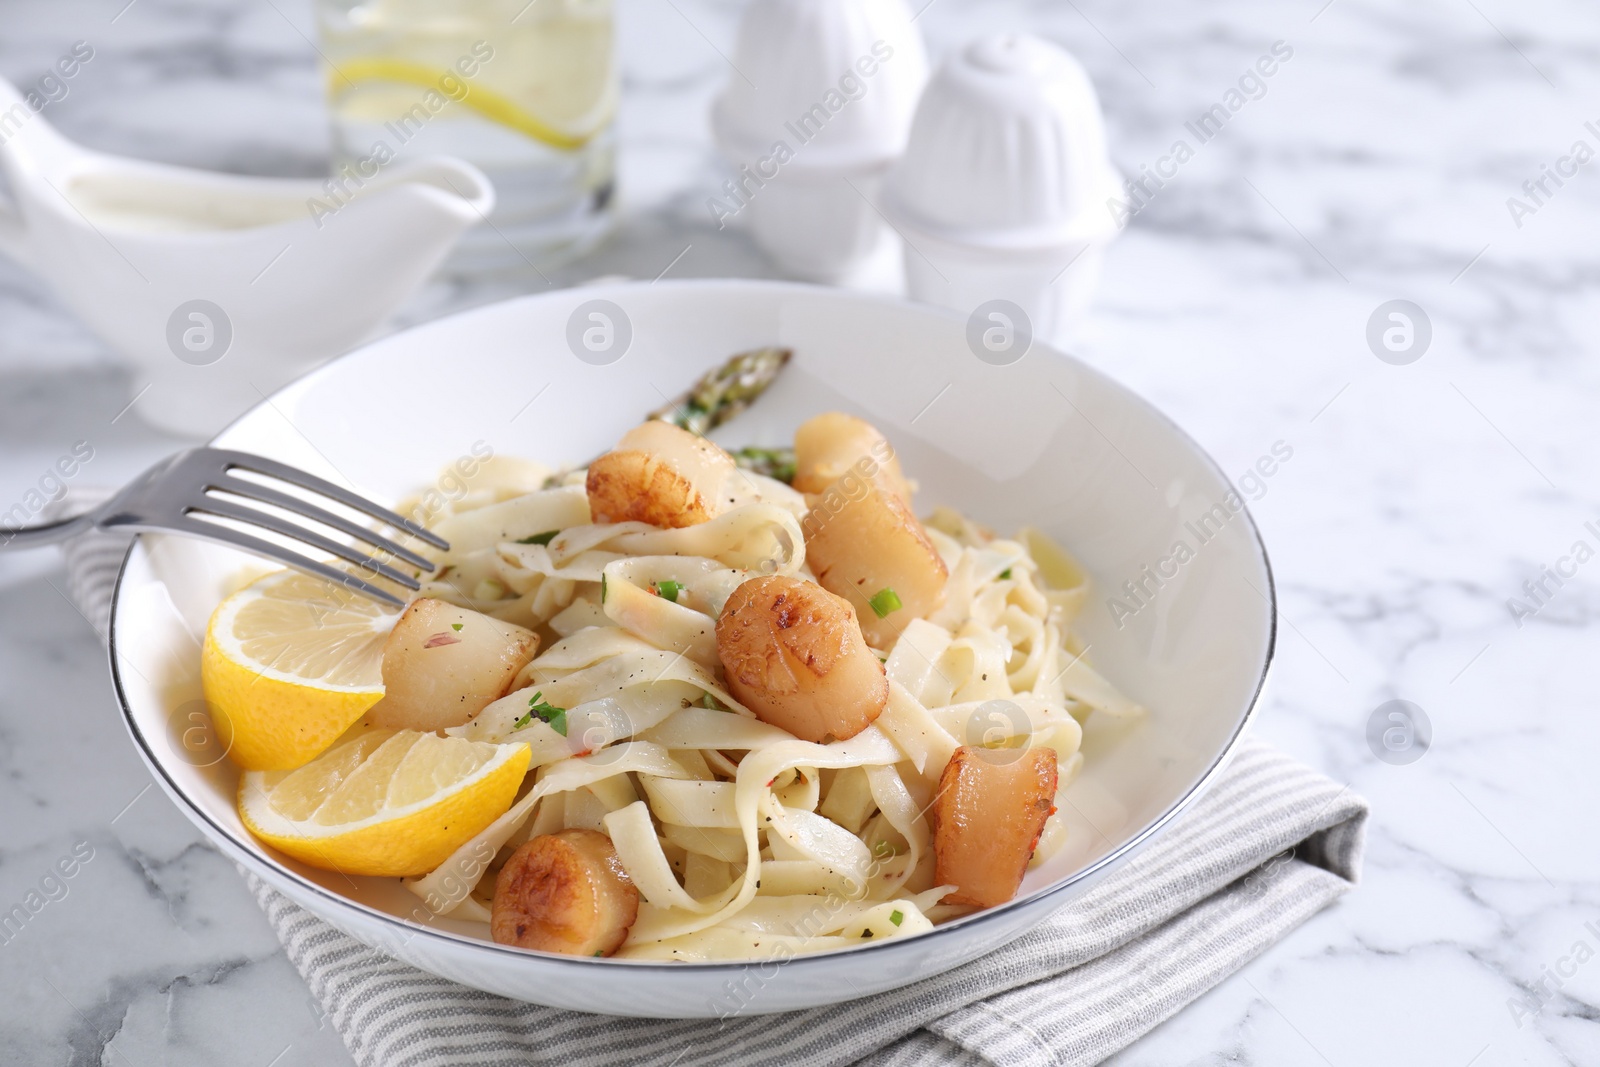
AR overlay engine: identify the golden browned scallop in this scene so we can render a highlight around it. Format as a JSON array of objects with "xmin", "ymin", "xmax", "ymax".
[
  {"xmin": 792, "ymin": 412, "xmax": 913, "ymax": 502},
  {"xmin": 802, "ymin": 473, "xmax": 947, "ymax": 647},
  {"xmin": 715, "ymin": 575, "xmax": 888, "ymax": 743},
  {"xmin": 585, "ymin": 420, "xmax": 739, "ymax": 528},
  {"xmin": 932, "ymin": 746, "xmax": 1058, "ymax": 908},
  {"xmin": 370, "ymin": 598, "xmax": 539, "ymax": 732},
  {"xmin": 490, "ymin": 829, "xmax": 640, "ymax": 957}
]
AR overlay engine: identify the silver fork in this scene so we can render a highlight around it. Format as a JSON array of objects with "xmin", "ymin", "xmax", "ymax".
[{"xmin": 1, "ymin": 448, "xmax": 448, "ymax": 608}]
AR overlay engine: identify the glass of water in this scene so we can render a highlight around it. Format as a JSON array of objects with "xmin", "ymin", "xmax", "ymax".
[{"xmin": 315, "ymin": 0, "xmax": 618, "ymax": 272}]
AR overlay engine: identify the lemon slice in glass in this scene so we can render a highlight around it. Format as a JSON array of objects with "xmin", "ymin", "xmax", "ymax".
[{"xmin": 331, "ymin": 55, "xmax": 616, "ymax": 151}]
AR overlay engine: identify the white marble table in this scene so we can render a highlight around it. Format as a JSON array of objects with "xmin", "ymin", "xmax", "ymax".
[{"xmin": 2, "ymin": 0, "xmax": 1597, "ymax": 1063}]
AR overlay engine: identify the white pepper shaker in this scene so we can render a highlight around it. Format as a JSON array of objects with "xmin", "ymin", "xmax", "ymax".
[
  {"xmin": 882, "ymin": 33, "xmax": 1122, "ymax": 339},
  {"xmin": 710, "ymin": 0, "xmax": 928, "ymax": 281}
]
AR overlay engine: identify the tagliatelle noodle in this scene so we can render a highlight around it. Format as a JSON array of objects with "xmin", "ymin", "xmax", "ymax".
[{"xmin": 386, "ymin": 450, "xmax": 1140, "ymax": 958}]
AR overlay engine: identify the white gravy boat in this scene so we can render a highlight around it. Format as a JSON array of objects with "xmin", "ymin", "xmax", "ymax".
[{"xmin": 0, "ymin": 76, "xmax": 494, "ymax": 435}]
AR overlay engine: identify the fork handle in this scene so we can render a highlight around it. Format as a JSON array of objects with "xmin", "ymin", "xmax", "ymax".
[{"xmin": 0, "ymin": 511, "xmax": 100, "ymax": 549}]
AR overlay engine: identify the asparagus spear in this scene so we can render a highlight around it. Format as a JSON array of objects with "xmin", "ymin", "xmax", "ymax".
[
  {"xmin": 731, "ymin": 445, "xmax": 797, "ymax": 484},
  {"xmin": 647, "ymin": 346, "xmax": 791, "ymax": 436},
  {"xmin": 545, "ymin": 346, "xmax": 795, "ymax": 487}
]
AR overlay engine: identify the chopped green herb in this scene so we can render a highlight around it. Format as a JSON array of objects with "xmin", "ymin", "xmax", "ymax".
[
  {"xmin": 868, "ymin": 587, "xmax": 902, "ymax": 618},
  {"xmin": 451, "ymin": 622, "xmax": 464, "ymax": 631},
  {"xmin": 657, "ymin": 580, "xmax": 683, "ymax": 603},
  {"xmin": 593, "ymin": 950, "xmax": 605, "ymax": 957},
  {"xmin": 516, "ymin": 530, "xmax": 560, "ymax": 546},
  {"xmin": 512, "ymin": 691, "xmax": 568, "ymax": 736},
  {"xmin": 999, "ymin": 568, "xmax": 1012, "ymax": 580},
  {"xmin": 601, "ymin": 572, "xmax": 608, "ymax": 604},
  {"xmin": 890, "ymin": 909, "xmax": 904, "ymax": 926},
  {"xmin": 701, "ymin": 692, "xmax": 726, "ymax": 711}
]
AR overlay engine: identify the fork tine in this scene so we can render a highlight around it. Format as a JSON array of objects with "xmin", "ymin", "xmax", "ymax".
[
  {"xmin": 210, "ymin": 449, "xmax": 450, "ymax": 551},
  {"xmin": 211, "ymin": 472, "xmax": 436, "ymax": 572},
  {"xmin": 171, "ymin": 517, "xmax": 406, "ymax": 608},
  {"xmin": 190, "ymin": 498, "xmax": 423, "ymax": 592}
]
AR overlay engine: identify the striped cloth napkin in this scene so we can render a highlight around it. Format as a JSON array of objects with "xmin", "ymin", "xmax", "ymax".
[{"xmin": 58, "ymin": 512, "xmax": 1367, "ymax": 1067}]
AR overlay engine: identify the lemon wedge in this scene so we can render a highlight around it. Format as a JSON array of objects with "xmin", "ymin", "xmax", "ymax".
[
  {"xmin": 202, "ymin": 570, "xmax": 394, "ymax": 771},
  {"xmin": 239, "ymin": 729, "xmax": 530, "ymax": 878}
]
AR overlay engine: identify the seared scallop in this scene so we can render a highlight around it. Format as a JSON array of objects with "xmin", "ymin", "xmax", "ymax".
[
  {"xmin": 370, "ymin": 598, "xmax": 538, "ymax": 731},
  {"xmin": 586, "ymin": 420, "xmax": 739, "ymax": 528},
  {"xmin": 715, "ymin": 575, "xmax": 888, "ymax": 743},
  {"xmin": 490, "ymin": 829, "xmax": 639, "ymax": 957},
  {"xmin": 802, "ymin": 473, "xmax": 947, "ymax": 647},
  {"xmin": 792, "ymin": 412, "xmax": 913, "ymax": 502},
  {"xmin": 932, "ymin": 746, "xmax": 1058, "ymax": 908}
]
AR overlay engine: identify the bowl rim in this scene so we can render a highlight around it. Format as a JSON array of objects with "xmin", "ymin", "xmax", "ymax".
[{"xmin": 106, "ymin": 277, "xmax": 1276, "ymax": 975}]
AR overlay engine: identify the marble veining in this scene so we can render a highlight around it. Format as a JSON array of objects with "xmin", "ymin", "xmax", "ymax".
[{"xmin": 2, "ymin": 0, "xmax": 1598, "ymax": 1063}]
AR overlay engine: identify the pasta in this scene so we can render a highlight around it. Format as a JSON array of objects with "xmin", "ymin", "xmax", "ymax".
[{"xmin": 383, "ymin": 412, "xmax": 1143, "ymax": 961}]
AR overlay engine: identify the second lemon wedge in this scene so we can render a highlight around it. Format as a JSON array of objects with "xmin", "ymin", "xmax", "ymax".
[
  {"xmin": 239, "ymin": 729, "xmax": 530, "ymax": 878},
  {"xmin": 202, "ymin": 570, "xmax": 395, "ymax": 771}
]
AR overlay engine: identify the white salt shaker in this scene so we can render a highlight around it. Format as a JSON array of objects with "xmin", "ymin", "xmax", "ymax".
[
  {"xmin": 710, "ymin": 0, "xmax": 928, "ymax": 281},
  {"xmin": 882, "ymin": 34, "xmax": 1121, "ymax": 340}
]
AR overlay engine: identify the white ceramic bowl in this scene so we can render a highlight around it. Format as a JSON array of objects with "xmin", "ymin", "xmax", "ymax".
[{"xmin": 108, "ymin": 280, "xmax": 1273, "ymax": 1019}]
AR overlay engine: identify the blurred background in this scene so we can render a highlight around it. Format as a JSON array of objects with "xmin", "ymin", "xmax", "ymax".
[{"xmin": 2, "ymin": 0, "xmax": 1598, "ymax": 1063}]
